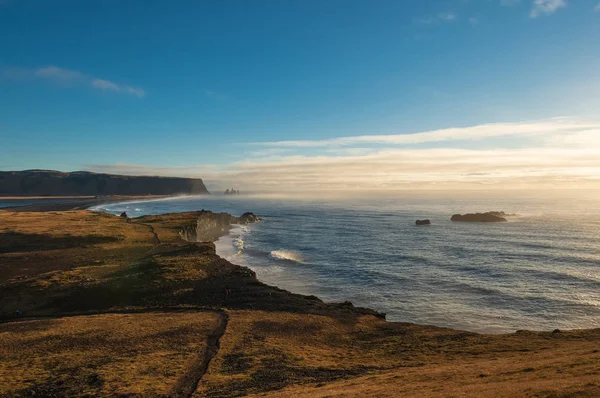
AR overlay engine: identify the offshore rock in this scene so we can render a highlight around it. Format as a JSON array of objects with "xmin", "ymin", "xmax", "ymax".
[
  {"xmin": 451, "ymin": 212, "xmax": 507, "ymax": 222},
  {"xmin": 238, "ymin": 212, "xmax": 262, "ymax": 224}
]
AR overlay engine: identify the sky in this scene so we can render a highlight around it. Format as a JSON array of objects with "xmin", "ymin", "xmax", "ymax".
[{"xmin": 1, "ymin": 0, "xmax": 600, "ymax": 191}]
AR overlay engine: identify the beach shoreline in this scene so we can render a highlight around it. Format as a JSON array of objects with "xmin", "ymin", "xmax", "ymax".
[
  {"xmin": 0, "ymin": 195, "xmax": 172, "ymax": 212},
  {"xmin": 1, "ymin": 206, "xmax": 599, "ymax": 396}
]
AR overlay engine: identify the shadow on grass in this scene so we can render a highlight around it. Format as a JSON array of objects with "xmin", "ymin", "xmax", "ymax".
[{"xmin": 0, "ymin": 232, "xmax": 120, "ymax": 254}]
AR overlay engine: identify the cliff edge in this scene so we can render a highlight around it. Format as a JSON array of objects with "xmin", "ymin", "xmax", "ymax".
[{"xmin": 0, "ymin": 170, "xmax": 209, "ymax": 196}]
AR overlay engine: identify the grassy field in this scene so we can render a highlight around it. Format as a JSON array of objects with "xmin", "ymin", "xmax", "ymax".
[
  {"xmin": 0, "ymin": 312, "xmax": 222, "ymax": 396},
  {"xmin": 0, "ymin": 209, "xmax": 599, "ymax": 397}
]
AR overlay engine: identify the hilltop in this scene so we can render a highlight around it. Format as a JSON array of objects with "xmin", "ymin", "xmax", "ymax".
[{"xmin": 0, "ymin": 170, "xmax": 209, "ymax": 197}]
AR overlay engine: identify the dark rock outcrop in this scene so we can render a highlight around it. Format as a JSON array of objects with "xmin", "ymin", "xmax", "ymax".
[
  {"xmin": 179, "ymin": 210, "xmax": 262, "ymax": 242},
  {"xmin": 238, "ymin": 212, "xmax": 261, "ymax": 224},
  {"xmin": 488, "ymin": 211, "xmax": 518, "ymax": 217},
  {"xmin": 451, "ymin": 212, "xmax": 507, "ymax": 222},
  {"xmin": 416, "ymin": 219, "xmax": 431, "ymax": 226},
  {"xmin": 120, "ymin": 212, "xmax": 128, "ymax": 218},
  {"xmin": 0, "ymin": 170, "xmax": 209, "ymax": 196}
]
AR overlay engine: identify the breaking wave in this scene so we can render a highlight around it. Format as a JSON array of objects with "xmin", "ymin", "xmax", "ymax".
[{"xmin": 269, "ymin": 249, "xmax": 304, "ymax": 263}]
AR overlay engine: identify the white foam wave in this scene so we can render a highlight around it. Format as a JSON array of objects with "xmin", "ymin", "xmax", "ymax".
[
  {"xmin": 269, "ymin": 249, "xmax": 304, "ymax": 263},
  {"xmin": 233, "ymin": 236, "xmax": 245, "ymax": 253}
]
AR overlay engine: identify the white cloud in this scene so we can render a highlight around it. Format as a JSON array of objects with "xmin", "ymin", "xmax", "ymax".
[
  {"xmin": 91, "ymin": 79, "xmax": 121, "ymax": 91},
  {"xmin": 595, "ymin": 3, "xmax": 600, "ymax": 11},
  {"xmin": 253, "ymin": 118, "xmax": 600, "ymax": 148},
  {"xmin": 530, "ymin": 0, "xmax": 567, "ymax": 18},
  {"xmin": 3, "ymin": 65, "xmax": 145, "ymax": 98},
  {"xmin": 91, "ymin": 78, "xmax": 145, "ymax": 97},
  {"xmin": 124, "ymin": 86, "xmax": 145, "ymax": 98},
  {"xmin": 85, "ymin": 118, "xmax": 600, "ymax": 192},
  {"xmin": 34, "ymin": 66, "xmax": 84, "ymax": 80},
  {"xmin": 91, "ymin": 78, "xmax": 120, "ymax": 91}
]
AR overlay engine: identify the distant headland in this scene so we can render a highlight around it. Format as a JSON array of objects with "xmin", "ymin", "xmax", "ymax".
[{"xmin": 0, "ymin": 170, "xmax": 210, "ymax": 197}]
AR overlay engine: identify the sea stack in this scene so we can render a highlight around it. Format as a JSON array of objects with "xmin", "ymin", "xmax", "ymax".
[{"xmin": 416, "ymin": 219, "xmax": 431, "ymax": 225}]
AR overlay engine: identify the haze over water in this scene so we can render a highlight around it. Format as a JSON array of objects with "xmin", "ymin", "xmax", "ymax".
[{"xmin": 94, "ymin": 191, "xmax": 600, "ymax": 334}]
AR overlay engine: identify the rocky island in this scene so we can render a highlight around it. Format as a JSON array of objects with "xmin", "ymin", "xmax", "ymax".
[
  {"xmin": 1, "ymin": 207, "xmax": 598, "ymax": 397},
  {"xmin": 451, "ymin": 212, "xmax": 508, "ymax": 222}
]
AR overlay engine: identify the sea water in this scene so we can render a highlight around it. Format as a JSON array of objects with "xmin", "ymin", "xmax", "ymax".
[{"xmin": 92, "ymin": 191, "xmax": 600, "ymax": 333}]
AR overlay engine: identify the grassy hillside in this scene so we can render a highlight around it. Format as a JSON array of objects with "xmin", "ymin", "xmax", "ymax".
[{"xmin": 0, "ymin": 209, "xmax": 598, "ymax": 397}]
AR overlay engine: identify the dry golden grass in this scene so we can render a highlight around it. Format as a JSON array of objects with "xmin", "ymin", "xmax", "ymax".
[
  {"xmin": 0, "ymin": 311, "xmax": 221, "ymax": 397},
  {"xmin": 135, "ymin": 211, "xmax": 203, "ymax": 245},
  {"xmin": 0, "ymin": 210, "xmax": 155, "ymax": 283},
  {"xmin": 1, "ymin": 210, "xmax": 599, "ymax": 398},
  {"xmin": 245, "ymin": 345, "xmax": 600, "ymax": 398},
  {"xmin": 196, "ymin": 311, "xmax": 600, "ymax": 397}
]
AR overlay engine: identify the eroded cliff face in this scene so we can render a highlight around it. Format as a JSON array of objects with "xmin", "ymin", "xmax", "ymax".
[
  {"xmin": 180, "ymin": 211, "xmax": 236, "ymax": 242},
  {"xmin": 0, "ymin": 170, "xmax": 209, "ymax": 196},
  {"xmin": 179, "ymin": 210, "xmax": 262, "ymax": 242}
]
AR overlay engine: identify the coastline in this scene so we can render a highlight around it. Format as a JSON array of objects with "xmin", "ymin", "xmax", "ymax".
[
  {"xmin": 3, "ymin": 197, "xmax": 596, "ymax": 333},
  {"xmin": 0, "ymin": 195, "xmax": 171, "ymax": 212},
  {"xmin": 1, "ymin": 206, "xmax": 599, "ymax": 396}
]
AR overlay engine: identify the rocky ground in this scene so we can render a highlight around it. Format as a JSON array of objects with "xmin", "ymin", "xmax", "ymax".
[{"xmin": 0, "ymin": 209, "xmax": 598, "ymax": 397}]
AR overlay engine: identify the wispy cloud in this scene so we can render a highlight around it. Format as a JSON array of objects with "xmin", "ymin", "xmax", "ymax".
[
  {"xmin": 85, "ymin": 118, "xmax": 600, "ymax": 192},
  {"xmin": 2, "ymin": 65, "xmax": 145, "ymax": 98},
  {"xmin": 91, "ymin": 78, "xmax": 145, "ymax": 98},
  {"xmin": 595, "ymin": 3, "xmax": 600, "ymax": 12},
  {"xmin": 530, "ymin": 0, "xmax": 567, "ymax": 18},
  {"xmin": 34, "ymin": 66, "xmax": 84, "ymax": 80},
  {"xmin": 84, "ymin": 163, "xmax": 219, "ymax": 176},
  {"xmin": 251, "ymin": 119, "xmax": 599, "ymax": 148}
]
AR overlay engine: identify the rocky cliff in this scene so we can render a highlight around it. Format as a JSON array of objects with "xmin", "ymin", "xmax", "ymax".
[
  {"xmin": 0, "ymin": 170, "xmax": 209, "ymax": 196},
  {"xmin": 179, "ymin": 210, "xmax": 262, "ymax": 242}
]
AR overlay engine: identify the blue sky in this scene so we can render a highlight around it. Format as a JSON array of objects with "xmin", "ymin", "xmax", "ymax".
[{"xmin": 1, "ymin": 0, "xmax": 600, "ymax": 190}]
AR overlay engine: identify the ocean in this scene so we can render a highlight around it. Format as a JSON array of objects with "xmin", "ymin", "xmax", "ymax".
[
  {"xmin": 91, "ymin": 191, "xmax": 600, "ymax": 334},
  {"xmin": 0, "ymin": 198, "xmax": 75, "ymax": 208}
]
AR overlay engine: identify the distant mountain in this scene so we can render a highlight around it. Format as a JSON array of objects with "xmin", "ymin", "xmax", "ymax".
[{"xmin": 0, "ymin": 170, "xmax": 210, "ymax": 196}]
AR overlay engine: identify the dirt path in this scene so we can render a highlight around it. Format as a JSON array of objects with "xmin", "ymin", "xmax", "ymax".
[
  {"xmin": 1, "ymin": 307, "xmax": 231, "ymax": 398},
  {"xmin": 170, "ymin": 310, "xmax": 230, "ymax": 397},
  {"xmin": 134, "ymin": 220, "xmax": 162, "ymax": 246}
]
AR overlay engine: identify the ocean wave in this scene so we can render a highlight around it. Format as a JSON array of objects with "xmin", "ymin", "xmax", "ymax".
[
  {"xmin": 233, "ymin": 236, "xmax": 245, "ymax": 253},
  {"xmin": 269, "ymin": 249, "xmax": 304, "ymax": 263}
]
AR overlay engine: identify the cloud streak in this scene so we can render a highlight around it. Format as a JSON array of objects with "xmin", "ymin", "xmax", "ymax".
[
  {"xmin": 252, "ymin": 119, "xmax": 600, "ymax": 148},
  {"xmin": 3, "ymin": 66, "xmax": 145, "ymax": 97},
  {"xmin": 530, "ymin": 0, "xmax": 567, "ymax": 18},
  {"xmin": 85, "ymin": 118, "xmax": 600, "ymax": 192}
]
